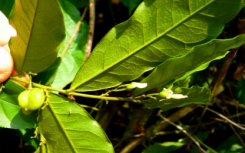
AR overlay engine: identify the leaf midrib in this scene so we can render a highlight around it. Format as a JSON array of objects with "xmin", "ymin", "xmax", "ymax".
[
  {"xmin": 19, "ymin": 0, "xmax": 39, "ymax": 73},
  {"xmin": 72, "ymin": 0, "xmax": 215, "ymax": 90},
  {"xmin": 48, "ymin": 101, "xmax": 77, "ymax": 153}
]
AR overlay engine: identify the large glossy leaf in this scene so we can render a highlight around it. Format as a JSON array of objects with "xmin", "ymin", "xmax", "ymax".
[
  {"xmin": 51, "ymin": 0, "xmax": 88, "ymax": 89},
  {"xmin": 0, "ymin": 80, "xmax": 37, "ymax": 129},
  {"xmin": 0, "ymin": 0, "xmax": 14, "ymax": 17},
  {"xmin": 70, "ymin": 0, "xmax": 243, "ymax": 92},
  {"xmin": 144, "ymin": 86, "xmax": 212, "ymax": 111},
  {"xmin": 133, "ymin": 34, "xmax": 245, "ymax": 96},
  {"xmin": 38, "ymin": 94, "xmax": 114, "ymax": 153},
  {"xmin": 9, "ymin": 0, "xmax": 66, "ymax": 74}
]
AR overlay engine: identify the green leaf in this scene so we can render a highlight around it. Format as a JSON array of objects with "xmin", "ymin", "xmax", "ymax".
[
  {"xmin": 38, "ymin": 94, "xmax": 114, "ymax": 153},
  {"xmin": 177, "ymin": 76, "xmax": 191, "ymax": 88},
  {"xmin": 144, "ymin": 86, "xmax": 212, "ymax": 111},
  {"xmin": 0, "ymin": 0, "xmax": 14, "ymax": 17},
  {"xmin": 133, "ymin": 34, "xmax": 245, "ymax": 96},
  {"xmin": 9, "ymin": 0, "xmax": 66, "ymax": 74},
  {"xmin": 0, "ymin": 79, "xmax": 37, "ymax": 129},
  {"xmin": 216, "ymin": 135, "xmax": 244, "ymax": 153},
  {"xmin": 68, "ymin": 0, "xmax": 88, "ymax": 8},
  {"xmin": 143, "ymin": 141, "xmax": 185, "ymax": 153},
  {"xmin": 32, "ymin": 58, "xmax": 62, "ymax": 85},
  {"xmin": 17, "ymin": 129, "xmax": 40, "ymax": 152},
  {"xmin": 237, "ymin": 79, "xmax": 245, "ymax": 105},
  {"xmin": 190, "ymin": 132, "xmax": 210, "ymax": 153},
  {"xmin": 71, "ymin": 0, "xmax": 244, "ymax": 92},
  {"xmin": 120, "ymin": 0, "xmax": 143, "ymax": 15},
  {"xmin": 51, "ymin": 0, "xmax": 88, "ymax": 89}
]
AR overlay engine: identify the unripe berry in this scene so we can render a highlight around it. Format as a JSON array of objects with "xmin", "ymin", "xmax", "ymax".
[{"xmin": 18, "ymin": 88, "xmax": 45, "ymax": 114}]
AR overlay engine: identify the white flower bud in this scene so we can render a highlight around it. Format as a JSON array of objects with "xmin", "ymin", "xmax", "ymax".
[
  {"xmin": 161, "ymin": 88, "xmax": 188, "ymax": 99},
  {"xmin": 126, "ymin": 82, "xmax": 147, "ymax": 90},
  {"xmin": 167, "ymin": 94, "xmax": 188, "ymax": 99},
  {"xmin": 131, "ymin": 82, "xmax": 147, "ymax": 88}
]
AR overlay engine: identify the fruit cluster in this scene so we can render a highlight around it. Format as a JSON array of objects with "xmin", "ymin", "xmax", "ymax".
[{"xmin": 18, "ymin": 88, "xmax": 45, "ymax": 115}]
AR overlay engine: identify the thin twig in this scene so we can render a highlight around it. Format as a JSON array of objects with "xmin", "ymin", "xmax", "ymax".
[
  {"xmin": 216, "ymin": 97, "xmax": 245, "ymax": 148},
  {"xmin": 60, "ymin": 7, "xmax": 88, "ymax": 58},
  {"xmin": 80, "ymin": 104, "xmax": 98, "ymax": 111},
  {"xmin": 193, "ymin": 136, "xmax": 217, "ymax": 153},
  {"xmin": 213, "ymin": 118, "xmax": 245, "ymax": 127},
  {"xmin": 120, "ymin": 105, "xmax": 198, "ymax": 153},
  {"xmin": 200, "ymin": 106, "xmax": 245, "ymax": 131},
  {"xmin": 83, "ymin": 0, "xmax": 95, "ymax": 62},
  {"xmin": 81, "ymin": 0, "xmax": 87, "ymax": 6},
  {"xmin": 211, "ymin": 49, "xmax": 238, "ymax": 97},
  {"xmin": 158, "ymin": 110, "xmax": 207, "ymax": 153},
  {"xmin": 216, "ymin": 99, "xmax": 245, "ymax": 109},
  {"xmin": 230, "ymin": 111, "xmax": 245, "ymax": 118},
  {"xmin": 192, "ymin": 105, "xmax": 208, "ymax": 134},
  {"xmin": 120, "ymin": 137, "xmax": 145, "ymax": 153},
  {"xmin": 229, "ymin": 124, "xmax": 245, "ymax": 147},
  {"xmin": 10, "ymin": 76, "xmax": 145, "ymax": 103},
  {"xmin": 89, "ymin": 99, "xmax": 103, "ymax": 114}
]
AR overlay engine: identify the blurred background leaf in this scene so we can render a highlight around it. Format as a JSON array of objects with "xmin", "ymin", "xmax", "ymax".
[
  {"xmin": 69, "ymin": 0, "xmax": 88, "ymax": 8},
  {"xmin": 0, "ymin": 0, "xmax": 14, "ymax": 17},
  {"xmin": 16, "ymin": 129, "xmax": 40, "ymax": 152},
  {"xmin": 216, "ymin": 135, "xmax": 244, "ymax": 153},
  {"xmin": 143, "ymin": 141, "xmax": 185, "ymax": 153},
  {"xmin": 120, "ymin": 0, "xmax": 143, "ymax": 15},
  {"xmin": 51, "ymin": 0, "xmax": 88, "ymax": 89}
]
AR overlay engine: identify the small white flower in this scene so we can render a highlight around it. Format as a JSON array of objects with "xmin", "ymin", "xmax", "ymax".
[
  {"xmin": 131, "ymin": 82, "xmax": 147, "ymax": 88},
  {"xmin": 126, "ymin": 82, "xmax": 147, "ymax": 90},
  {"xmin": 167, "ymin": 94, "xmax": 188, "ymax": 99},
  {"xmin": 161, "ymin": 88, "xmax": 188, "ymax": 99}
]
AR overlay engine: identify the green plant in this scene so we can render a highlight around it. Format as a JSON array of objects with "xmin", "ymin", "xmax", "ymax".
[{"xmin": 0, "ymin": 0, "xmax": 245, "ymax": 152}]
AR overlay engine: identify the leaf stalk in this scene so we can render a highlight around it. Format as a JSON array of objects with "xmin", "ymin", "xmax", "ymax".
[{"xmin": 10, "ymin": 76, "xmax": 145, "ymax": 103}]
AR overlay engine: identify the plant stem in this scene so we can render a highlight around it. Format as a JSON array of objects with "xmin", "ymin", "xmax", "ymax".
[
  {"xmin": 120, "ymin": 104, "xmax": 198, "ymax": 153},
  {"xmin": 83, "ymin": 0, "xmax": 95, "ymax": 63},
  {"xmin": 10, "ymin": 76, "xmax": 144, "ymax": 103},
  {"xmin": 80, "ymin": 104, "xmax": 98, "ymax": 111},
  {"xmin": 60, "ymin": 6, "xmax": 88, "ymax": 58},
  {"xmin": 158, "ymin": 110, "xmax": 207, "ymax": 153},
  {"xmin": 200, "ymin": 106, "xmax": 245, "ymax": 131}
]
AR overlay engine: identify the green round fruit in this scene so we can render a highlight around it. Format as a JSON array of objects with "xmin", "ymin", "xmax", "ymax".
[
  {"xmin": 27, "ymin": 88, "xmax": 45, "ymax": 111},
  {"xmin": 18, "ymin": 90, "xmax": 30, "ymax": 110},
  {"xmin": 18, "ymin": 88, "xmax": 45, "ymax": 114}
]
